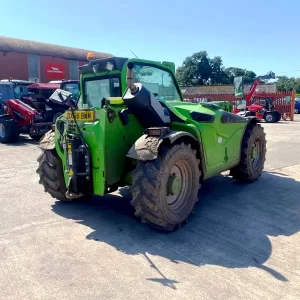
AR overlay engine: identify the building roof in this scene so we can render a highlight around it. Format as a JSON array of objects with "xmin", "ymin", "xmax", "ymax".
[
  {"xmin": 0, "ymin": 35, "xmax": 112, "ymax": 61},
  {"xmin": 181, "ymin": 83, "xmax": 277, "ymax": 95}
]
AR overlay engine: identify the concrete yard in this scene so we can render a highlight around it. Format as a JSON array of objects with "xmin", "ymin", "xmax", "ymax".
[{"xmin": 0, "ymin": 117, "xmax": 299, "ymax": 300}]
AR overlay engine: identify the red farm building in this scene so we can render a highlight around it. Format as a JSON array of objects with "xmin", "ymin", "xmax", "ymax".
[{"xmin": 0, "ymin": 35, "xmax": 112, "ymax": 82}]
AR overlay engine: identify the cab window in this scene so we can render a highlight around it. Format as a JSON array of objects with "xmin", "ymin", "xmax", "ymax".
[{"xmin": 133, "ymin": 65, "xmax": 181, "ymax": 101}]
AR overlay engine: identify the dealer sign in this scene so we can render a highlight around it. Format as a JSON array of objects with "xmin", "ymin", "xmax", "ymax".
[{"xmin": 45, "ymin": 63, "xmax": 65, "ymax": 79}]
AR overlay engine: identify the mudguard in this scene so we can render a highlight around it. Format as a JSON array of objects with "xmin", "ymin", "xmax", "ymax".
[
  {"xmin": 38, "ymin": 130, "xmax": 55, "ymax": 150},
  {"xmin": 126, "ymin": 130, "xmax": 197, "ymax": 161}
]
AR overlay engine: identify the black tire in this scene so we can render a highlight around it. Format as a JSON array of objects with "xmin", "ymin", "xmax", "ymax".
[
  {"xmin": 130, "ymin": 142, "xmax": 201, "ymax": 231},
  {"xmin": 264, "ymin": 112, "xmax": 278, "ymax": 123},
  {"xmin": 274, "ymin": 111, "xmax": 281, "ymax": 122},
  {"xmin": 0, "ymin": 118, "xmax": 20, "ymax": 143},
  {"xmin": 295, "ymin": 108, "xmax": 299, "ymax": 114},
  {"xmin": 36, "ymin": 150, "xmax": 69, "ymax": 201},
  {"xmin": 230, "ymin": 123, "xmax": 266, "ymax": 182}
]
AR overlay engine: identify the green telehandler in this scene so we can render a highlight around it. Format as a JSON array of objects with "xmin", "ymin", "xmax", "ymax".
[{"xmin": 36, "ymin": 56, "xmax": 266, "ymax": 231}]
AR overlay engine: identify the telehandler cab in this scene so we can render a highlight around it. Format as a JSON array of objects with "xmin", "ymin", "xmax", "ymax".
[{"xmin": 37, "ymin": 56, "xmax": 267, "ymax": 231}]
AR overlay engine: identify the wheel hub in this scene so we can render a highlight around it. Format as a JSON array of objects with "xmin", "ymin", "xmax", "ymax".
[
  {"xmin": 252, "ymin": 147, "xmax": 258, "ymax": 159},
  {"xmin": 251, "ymin": 139, "xmax": 261, "ymax": 167},
  {"xmin": 266, "ymin": 114, "xmax": 273, "ymax": 122},
  {"xmin": 0, "ymin": 123, "xmax": 5, "ymax": 138},
  {"xmin": 167, "ymin": 174, "xmax": 182, "ymax": 196}
]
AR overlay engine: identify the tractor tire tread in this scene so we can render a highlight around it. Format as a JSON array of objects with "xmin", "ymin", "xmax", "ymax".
[
  {"xmin": 0, "ymin": 118, "xmax": 20, "ymax": 143},
  {"xmin": 130, "ymin": 142, "xmax": 201, "ymax": 231},
  {"xmin": 36, "ymin": 149, "xmax": 69, "ymax": 201},
  {"xmin": 231, "ymin": 123, "xmax": 266, "ymax": 182}
]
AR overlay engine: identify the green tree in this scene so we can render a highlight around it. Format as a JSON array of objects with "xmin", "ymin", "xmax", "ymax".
[
  {"xmin": 224, "ymin": 67, "xmax": 256, "ymax": 84},
  {"xmin": 176, "ymin": 51, "xmax": 213, "ymax": 86},
  {"xmin": 176, "ymin": 51, "xmax": 257, "ymax": 86},
  {"xmin": 275, "ymin": 76, "xmax": 300, "ymax": 92}
]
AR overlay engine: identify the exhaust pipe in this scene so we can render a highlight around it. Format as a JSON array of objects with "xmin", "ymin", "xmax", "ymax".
[{"xmin": 126, "ymin": 62, "xmax": 139, "ymax": 94}]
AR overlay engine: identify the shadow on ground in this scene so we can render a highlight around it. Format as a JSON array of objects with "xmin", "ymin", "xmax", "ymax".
[
  {"xmin": 0, "ymin": 134, "xmax": 39, "ymax": 146},
  {"xmin": 52, "ymin": 171, "xmax": 300, "ymax": 289}
]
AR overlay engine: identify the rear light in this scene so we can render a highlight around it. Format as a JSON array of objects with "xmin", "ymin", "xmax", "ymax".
[{"xmin": 145, "ymin": 127, "xmax": 171, "ymax": 137}]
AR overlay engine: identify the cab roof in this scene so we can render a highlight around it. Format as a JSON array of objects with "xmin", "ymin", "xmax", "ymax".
[{"xmin": 79, "ymin": 57, "xmax": 129, "ymax": 75}]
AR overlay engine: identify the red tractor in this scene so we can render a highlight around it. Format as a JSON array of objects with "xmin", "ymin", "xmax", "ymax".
[
  {"xmin": 0, "ymin": 80, "xmax": 79, "ymax": 143},
  {"xmin": 233, "ymin": 72, "xmax": 281, "ymax": 123}
]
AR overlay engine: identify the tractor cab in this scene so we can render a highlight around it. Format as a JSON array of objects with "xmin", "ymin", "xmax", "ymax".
[
  {"xmin": 78, "ymin": 56, "xmax": 180, "ymax": 110},
  {"xmin": 0, "ymin": 80, "xmax": 33, "ymax": 111},
  {"xmin": 0, "ymin": 82, "xmax": 15, "ymax": 111}
]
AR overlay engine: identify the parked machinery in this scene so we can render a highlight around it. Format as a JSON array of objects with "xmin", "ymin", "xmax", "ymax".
[
  {"xmin": 233, "ymin": 72, "xmax": 281, "ymax": 123},
  {"xmin": 0, "ymin": 80, "xmax": 79, "ymax": 143},
  {"xmin": 37, "ymin": 56, "xmax": 267, "ymax": 231}
]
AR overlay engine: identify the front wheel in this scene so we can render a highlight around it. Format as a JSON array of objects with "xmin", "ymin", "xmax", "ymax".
[
  {"xmin": 295, "ymin": 108, "xmax": 299, "ymax": 114},
  {"xmin": 130, "ymin": 142, "xmax": 201, "ymax": 231},
  {"xmin": 264, "ymin": 112, "xmax": 275, "ymax": 123},
  {"xmin": 36, "ymin": 149, "xmax": 90, "ymax": 202},
  {"xmin": 0, "ymin": 118, "xmax": 20, "ymax": 143},
  {"xmin": 36, "ymin": 150, "xmax": 69, "ymax": 201},
  {"xmin": 230, "ymin": 123, "xmax": 266, "ymax": 182}
]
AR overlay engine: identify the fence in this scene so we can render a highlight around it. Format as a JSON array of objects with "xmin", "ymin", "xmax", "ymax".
[{"xmin": 183, "ymin": 90, "xmax": 296, "ymax": 121}]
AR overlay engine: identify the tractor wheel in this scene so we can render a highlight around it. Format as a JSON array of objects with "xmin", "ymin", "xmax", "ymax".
[
  {"xmin": 273, "ymin": 111, "xmax": 282, "ymax": 122},
  {"xmin": 130, "ymin": 142, "xmax": 201, "ymax": 231},
  {"xmin": 264, "ymin": 112, "xmax": 277, "ymax": 123},
  {"xmin": 230, "ymin": 123, "xmax": 266, "ymax": 182},
  {"xmin": 0, "ymin": 118, "xmax": 20, "ymax": 143},
  {"xmin": 36, "ymin": 150, "xmax": 70, "ymax": 201}
]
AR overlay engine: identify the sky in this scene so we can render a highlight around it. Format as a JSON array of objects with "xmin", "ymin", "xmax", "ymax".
[{"xmin": 1, "ymin": 0, "xmax": 300, "ymax": 78}]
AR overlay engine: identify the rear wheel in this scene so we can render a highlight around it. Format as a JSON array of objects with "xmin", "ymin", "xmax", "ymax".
[
  {"xmin": 264, "ymin": 111, "xmax": 281, "ymax": 123},
  {"xmin": 264, "ymin": 112, "xmax": 275, "ymax": 123},
  {"xmin": 130, "ymin": 142, "xmax": 201, "ymax": 231},
  {"xmin": 230, "ymin": 123, "xmax": 266, "ymax": 182},
  {"xmin": 0, "ymin": 118, "xmax": 20, "ymax": 143},
  {"xmin": 37, "ymin": 150, "xmax": 70, "ymax": 201}
]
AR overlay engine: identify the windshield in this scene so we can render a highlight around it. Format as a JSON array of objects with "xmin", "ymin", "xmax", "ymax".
[
  {"xmin": 84, "ymin": 77, "xmax": 121, "ymax": 107},
  {"xmin": 0, "ymin": 85, "xmax": 15, "ymax": 103},
  {"xmin": 13, "ymin": 84, "xmax": 30, "ymax": 98},
  {"xmin": 133, "ymin": 64, "xmax": 181, "ymax": 101},
  {"xmin": 61, "ymin": 82, "xmax": 80, "ymax": 101}
]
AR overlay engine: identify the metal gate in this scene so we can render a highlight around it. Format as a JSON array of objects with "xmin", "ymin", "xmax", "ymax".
[{"xmin": 183, "ymin": 91, "xmax": 296, "ymax": 121}]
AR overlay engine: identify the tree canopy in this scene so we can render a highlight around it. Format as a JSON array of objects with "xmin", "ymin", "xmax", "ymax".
[
  {"xmin": 276, "ymin": 76, "xmax": 300, "ymax": 93},
  {"xmin": 176, "ymin": 51, "xmax": 257, "ymax": 86},
  {"xmin": 176, "ymin": 50, "xmax": 300, "ymax": 92}
]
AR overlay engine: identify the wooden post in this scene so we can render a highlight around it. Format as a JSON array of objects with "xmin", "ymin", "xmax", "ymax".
[{"xmin": 291, "ymin": 90, "xmax": 295, "ymax": 121}]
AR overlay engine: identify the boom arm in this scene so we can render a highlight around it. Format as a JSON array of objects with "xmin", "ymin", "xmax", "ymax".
[
  {"xmin": 246, "ymin": 80, "xmax": 260, "ymax": 104},
  {"xmin": 245, "ymin": 71, "xmax": 275, "ymax": 105}
]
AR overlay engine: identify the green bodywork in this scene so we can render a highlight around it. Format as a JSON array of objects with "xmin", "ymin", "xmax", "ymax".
[{"xmin": 53, "ymin": 57, "xmax": 249, "ymax": 197}]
